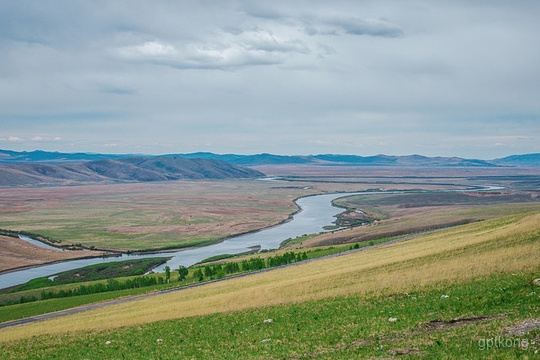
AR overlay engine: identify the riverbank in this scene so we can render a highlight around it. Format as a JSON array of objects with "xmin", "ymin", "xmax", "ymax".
[{"xmin": 0, "ymin": 193, "xmax": 305, "ymax": 276}]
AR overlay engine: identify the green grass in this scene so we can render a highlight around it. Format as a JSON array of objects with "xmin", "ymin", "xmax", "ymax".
[
  {"xmin": 1, "ymin": 272, "xmax": 537, "ymax": 359},
  {"xmin": 197, "ymin": 253, "xmax": 240, "ymax": 264},
  {"xmin": 197, "ymin": 250, "xmax": 260, "ymax": 264},
  {"xmin": 0, "ymin": 267, "xmax": 198, "ymax": 318},
  {"xmin": 0, "ymin": 258, "xmax": 172, "ymax": 307},
  {"xmin": 0, "ymin": 288, "xmax": 159, "ymax": 323}
]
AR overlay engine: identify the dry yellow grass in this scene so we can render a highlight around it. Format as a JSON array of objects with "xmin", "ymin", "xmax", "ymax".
[{"xmin": 1, "ymin": 212, "xmax": 539, "ymax": 342}]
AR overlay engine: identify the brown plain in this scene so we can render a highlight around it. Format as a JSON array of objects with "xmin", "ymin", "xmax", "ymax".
[
  {"xmin": 0, "ymin": 235, "xmax": 104, "ymax": 274},
  {"xmin": 0, "ymin": 176, "xmax": 466, "ymax": 253}
]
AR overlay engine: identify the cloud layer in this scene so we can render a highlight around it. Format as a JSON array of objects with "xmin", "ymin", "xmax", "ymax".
[{"xmin": 0, "ymin": 1, "xmax": 538, "ymax": 158}]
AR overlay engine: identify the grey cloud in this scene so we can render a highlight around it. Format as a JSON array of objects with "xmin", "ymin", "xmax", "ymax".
[
  {"xmin": 241, "ymin": 34, "xmax": 310, "ymax": 54},
  {"xmin": 179, "ymin": 47, "xmax": 284, "ymax": 70},
  {"xmin": 316, "ymin": 43, "xmax": 337, "ymax": 58},
  {"xmin": 222, "ymin": 27, "xmax": 244, "ymax": 36},
  {"xmin": 98, "ymin": 86, "xmax": 137, "ymax": 95},
  {"xmin": 117, "ymin": 41, "xmax": 177, "ymax": 59},
  {"xmin": 115, "ymin": 42, "xmax": 279, "ymax": 70},
  {"xmin": 302, "ymin": 16, "xmax": 404, "ymax": 38},
  {"xmin": 303, "ymin": 26, "xmax": 339, "ymax": 36},
  {"xmin": 328, "ymin": 17, "xmax": 403, "ymax": 37},
  {"xmin": 239, "ymin": 3, "xmax": 286, "ymax": 20},
  {"xmin": 239, "ymin": 2, "xmax": 403, "ymax": 38}
]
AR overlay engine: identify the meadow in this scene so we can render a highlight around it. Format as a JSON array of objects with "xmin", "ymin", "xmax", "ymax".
[
  {"xmin": 0, "ymin": 177, "xmax": 397, "ymax": 273},
  {"xmin": 2, "ymin": 273, "xmax": 537, "ymax": 359},
  {"xmin": 0, "ymin": 180, "xmax": 309, "ymax": 252}
]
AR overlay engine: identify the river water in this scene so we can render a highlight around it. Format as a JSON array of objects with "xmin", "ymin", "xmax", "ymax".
[{"xmin": 0, "ymin": 191, "xmax": 365, "ymax": 289}]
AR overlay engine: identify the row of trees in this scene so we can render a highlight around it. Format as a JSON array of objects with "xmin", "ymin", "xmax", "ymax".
[
  {"xmin": 40, "ymin": 275, "xmax": 164, "ymax": 300},
  {"xmin": 192, "ymin": 251, "xmax": 309, "ymax": 282},
  {"xmin": 163, "ymin": 265, "xmax": 190, "ymax": 283},
  {"xmin": 11, "ymin": 252, "xmax": 309, "ymax": 305},
  {"xmin": 13, "ymin": 265, "xmax": 189, "ymax": 305}
]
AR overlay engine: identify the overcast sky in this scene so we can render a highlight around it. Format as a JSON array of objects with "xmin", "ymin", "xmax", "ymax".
[{"xmin": 0, "ymin": 1, "xmax": 539, "ymax": 158}]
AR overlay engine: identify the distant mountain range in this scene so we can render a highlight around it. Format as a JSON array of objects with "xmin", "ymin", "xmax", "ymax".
[
  {"xmin": 0, "ymin": 149, "xmax": 128, "ymax": 163},
  {"xmin": 1, "ymin": 149, "xmax": 539, "ymax": 167},
  {"xmin": 492, "ymin": 153, "xmax": 540, "ymax": 167},
  {"xmin": 172, "ymin": 152, "xmax": 540, "ymax": 167},
  {"xmin": 0, "ymin": 156, "xmax": 263, "ymax": 187}
]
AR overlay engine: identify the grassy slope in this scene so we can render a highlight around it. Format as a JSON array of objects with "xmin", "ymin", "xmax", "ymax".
[
  {"xmin": 0, "ymin": 211, "xmax": 538, "ymax": 354},
  {"xmin": 2, "ymin": 273, "xmax": 537, "ymax": 359}
]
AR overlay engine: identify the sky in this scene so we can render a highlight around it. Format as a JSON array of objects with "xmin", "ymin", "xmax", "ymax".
[{"xmin": 0, "ymin": 1, "xmax": 539, "ymax": 159}]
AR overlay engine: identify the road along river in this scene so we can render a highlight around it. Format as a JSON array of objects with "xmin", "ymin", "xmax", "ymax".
[{"xmin": 0, "ymin": 186, "xmax": 503, "ymax": 289}]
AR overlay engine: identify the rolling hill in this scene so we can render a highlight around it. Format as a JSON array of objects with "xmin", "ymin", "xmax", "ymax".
[{"xmin": 0, "ymin": 156, "xmax": 264, "ymax": 186}]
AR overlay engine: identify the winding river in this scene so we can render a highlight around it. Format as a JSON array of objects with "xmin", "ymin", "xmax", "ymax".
[
  {"xmin": 0, "ymin": 191, "xmax": 365, "ymax": 289},
  {"xmin": 0, "ymin": 186, "xmax": 503, "ymax": 289}
]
